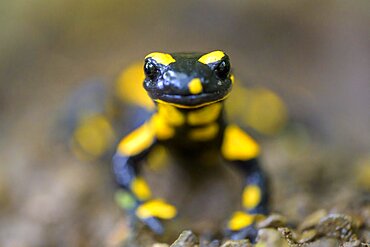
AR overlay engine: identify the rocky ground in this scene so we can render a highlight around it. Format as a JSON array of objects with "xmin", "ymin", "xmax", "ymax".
[{"xmin": 157, "ymin": 209, "xmax": 370, "ymax": 246}]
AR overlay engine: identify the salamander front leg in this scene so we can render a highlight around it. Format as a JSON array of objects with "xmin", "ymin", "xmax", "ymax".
[
  {"xmin": 113, "ymin": 123, "xmax": 177, "ymax": 234},
  {"xmin": 221, "ymin": 125, "xmax": 269, "ymax": 241}
]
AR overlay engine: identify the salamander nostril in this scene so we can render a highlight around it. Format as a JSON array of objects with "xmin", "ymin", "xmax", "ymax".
[
  {"xmin": 163, "ymin": 71, "xmax": 171, "ymax": 80},
  {"xmin": 163, "ymin": 80, "xmax": 170, "ymax": 87}
]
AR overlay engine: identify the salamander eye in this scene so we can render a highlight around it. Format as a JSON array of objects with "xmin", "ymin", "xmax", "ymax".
[
  {"xmin": 214, "ymin": 59, "xmax": 230, "ymax": 79},
  {"xmin": 144, "ymin": 61, "xmax": 160, "ymax": 80}
]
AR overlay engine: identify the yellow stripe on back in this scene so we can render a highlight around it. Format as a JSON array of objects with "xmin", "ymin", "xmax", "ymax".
[
  {"xmin": 188, "ymin": 123, "xmax": 219, "ymax": 141},
  {"xmin": 198, "ymin": 51, "xmax": 225, "ymax": 64},
  {"xmin": 187, "ymin": 103, "xmax": 222, "ymax": 125},
  {"xmin": 117, "ymin": 123, "xmax": 154, "ymax": 156},
  {"xmin": 115, "ymin": 62, "xmax": 154, "ymax": 110},
  {"xmin": 145, "ymin": 52, "xmax": 176, "ymax": 65},
  {"xmin": 221, "ymin": 125, "xmax": 260, "ymax": 160},
  {"xmin": 73, "ymin": 114, "xmax": 115, "ymax": 158},
  {"xmin": 157, "ymin": 103, "xmax": 185, "ymax": 126}
]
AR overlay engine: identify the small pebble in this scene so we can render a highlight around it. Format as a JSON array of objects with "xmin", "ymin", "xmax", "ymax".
[
  {"xmin": 171, "ymin": 230, "xmax": 198, "ymax": 247},
  {"xmin": 341, "ymin": 240, "xmax": 361, "ymax": 247},
  {"xmin": 298, "ymin": 209, "xmax": 327, "ymax": 232},
  {"xmin": 153, "ymin": 244, "xmax": 170, "ymax": 247},
  {"xmin": 257, "ymin": 228, "xmax": 288, "ymax": 247},
  {"xmin": 298, "ymin": 229, "xmax": 317, "ymax": 243},
  {"xmin": 307, "ymin": 237, "xmax": 340, "ymax": 247},
  {"xmin": 316, "ymin": 214, "xmax": 357, "ymax": 241},
  {"xmin": 256, "ymin": 214, "xmax": 287, "ymax": 229},
  {"xmin": 220, "ymin": 239, "xmax": 251, "ymax": 247}
]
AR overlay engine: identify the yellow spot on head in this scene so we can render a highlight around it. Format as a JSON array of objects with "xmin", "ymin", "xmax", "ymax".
[
  {"xmin": 188, "ymin": 78, "xmax": 203, "ymax": 95},
  {"xmin": 198, "ymin": 50, "xmax": 225, "ymax": 64},
  {"xmin": 117, "ymin": 123, "xmax": 154, "ymax": 156},
  {"xmin": 136, "ymin": 199, "xmax": 177, "ymax": 219},
  {"xmin": 221, "ymin": 125, "xmax": 260, "ymax": 160},
  {"xmin": 188, "ymin": 123, "xmax": 219, "ymax": 141},
  {"xmin": 187, "ymin": 103, "xmax": 222, "ymax": 125},
  {"xmin": 145, "ymin": 52, "xmax": 176, "ymax": 66},
  {"xmin": 228, "ymin": 211, "xmax": 255, "ymax": 231},
  {"xmin": 242, "ymin": 185, "xmax": 262, "ymax": 210},
  {"xmin": 131, "ymin": 177, "xmax": 152, "ymax": 201}
]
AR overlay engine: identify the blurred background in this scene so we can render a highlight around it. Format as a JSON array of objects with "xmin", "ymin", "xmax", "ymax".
[{"xmin": 1, "ymin": 0, "xmax": 369, "ymax": 246}]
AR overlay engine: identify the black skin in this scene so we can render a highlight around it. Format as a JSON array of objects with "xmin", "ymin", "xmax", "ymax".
[{"xmin": 113, "ymin": 52, "xmax": 269, "ymax": 241}]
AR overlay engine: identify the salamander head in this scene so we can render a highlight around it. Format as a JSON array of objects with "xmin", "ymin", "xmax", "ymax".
[{"xmin": 143, "ymin": 51, "xmax": 234, "ymax": 109}]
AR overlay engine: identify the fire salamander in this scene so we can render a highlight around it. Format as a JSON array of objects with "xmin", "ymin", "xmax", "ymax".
[{"xmin": 113, "ymin": 51, "xmax": 269, "ymax": 240}]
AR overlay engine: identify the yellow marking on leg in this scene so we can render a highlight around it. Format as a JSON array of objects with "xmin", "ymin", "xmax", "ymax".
[
  {"xmin": 221, "ymin": 125, "xmax": 260, "ymax": 161},
  {"xmin": 188, "ymin": 78, "xmax": 203, "ymax": 94},
  {"xmin": 187, "ymin": 103, "xmax": 222, "ymax": 125},
  {"xmin": 228, "ymin": 211, "xmax": 255, "ymax": 231},
  {"xmin": 117, "ymin": 123, "xmax": 154, "ymax": 156},
  {"xmin": 242, "ymin": 185, "xmax": 262, "ymax": 210},
  {"xmin": 188, "ymin": 123, "xmax": 219, "ymax": 141},
  {"xmin": 145, "ymin": 52, "xmax": 176, "ymax": 66},
  {"xmin": 198, "ymin": 50, "xmax": 225, "ymax": 64},
  {"xmin": 131, "ymin": 177, "xmax": 152, "ymax": 201},
  {"xmin": 157, "ymin": 103, "xmax": 185, "ymax": 126},
  {"xmin": 150, "ymin": 114, "xmax": 175, "ymax": 140},
  {"xmin": 136, "ymin": 199, "xmax": 177, "ymax": 219}
]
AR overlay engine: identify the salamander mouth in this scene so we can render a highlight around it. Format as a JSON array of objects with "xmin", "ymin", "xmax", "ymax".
[{"xmin": 153, "ymin": 90, "xmax": 230, "ymax": 108}]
